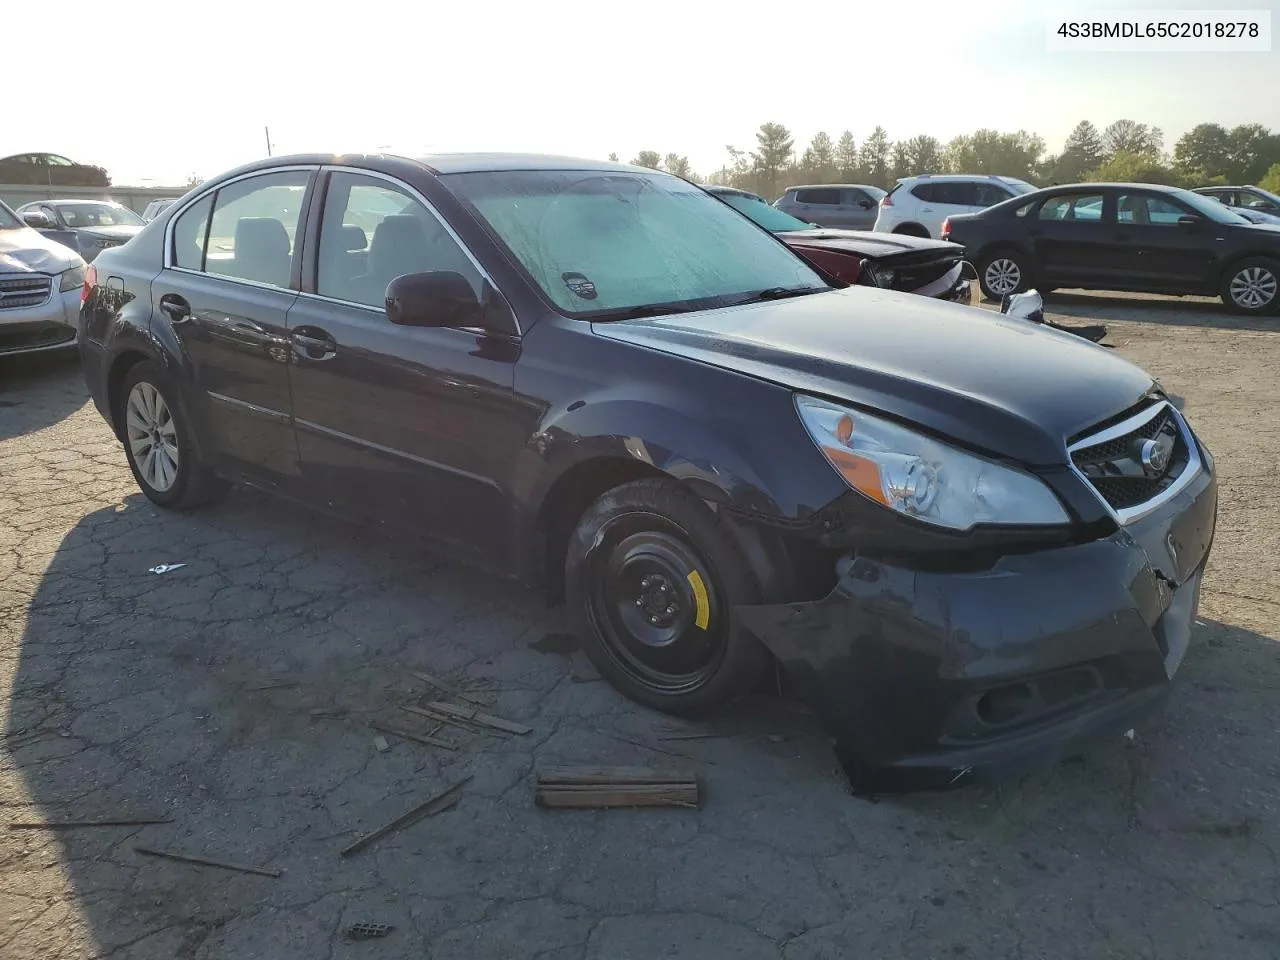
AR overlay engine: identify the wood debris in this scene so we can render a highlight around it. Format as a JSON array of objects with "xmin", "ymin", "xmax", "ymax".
[
  {"xmin": 244, "ymin": 680, "xmax": 296, "ymax": 692},
  {"xmin": 371, "ymin": 722, "xmax": 458, "ymax": 751},
  {"xmin": 408, "ymin": 670, "xmax": 489, "ymax": 705},
  {"xmin": 9, "ymin": 817, "xmax": 172, "ymax": 830},
  {"xmin": 340, "ymin": 775, "xmax": 472, "ymax": 857},
  {"xmin": 536, "ymin": 766, "xmax": 700, "ymax": 809},
  {"xmin": 372, "ymin": 735, "xmax": 390, "ymax": 753},
  {"xmin": 398, "ymin": 704, "xmax": 503, "ymax": 739},
  {"xmin": 425, "ymin": 701, "xmax": 532, "ymax": 736},
  {"xmin": 134, "ymin": 845, "xmax": 281, "ymax": 877}
]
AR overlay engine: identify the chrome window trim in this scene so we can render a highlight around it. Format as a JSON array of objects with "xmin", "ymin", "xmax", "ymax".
[
  {"xmin": 161, "ymin": 164, "xmax": 319, "ymax": 278},
  {"xmin": 1066, "ymin": 400, "xmax": 1203, "ymax": 525},
  {"xmin": 309, "ymin": 165, "xmax": 518, "ymax": 334}
]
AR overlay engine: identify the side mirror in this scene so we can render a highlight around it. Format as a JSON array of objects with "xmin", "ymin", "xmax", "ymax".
[
  {"xmin": 22, "ymin": 212, "xmax": 53, "ymax": 229},
  {"xmin": 1177, "ymin": 215, "xmax": 1202, "ymax": 228},
  {"xmin": 384, "ymin": 271, "xmax": 483, "ymax": 328},
  {"xmin": 1001, "ymin": 289, "xmax": 1044, "ymax": 324}
]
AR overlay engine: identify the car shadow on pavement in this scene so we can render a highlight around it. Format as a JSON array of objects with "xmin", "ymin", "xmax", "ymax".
[
  {"xmin": 1044, "ymin": 291, "xmax": 1280, "ymax": 332},
  {"xmin": 4, "ymin": 493, "xmax": 1279, "ymax": 958},
  {"xmin": 0, "ymin": 352, "xmax": 88, "ymax": 442}
]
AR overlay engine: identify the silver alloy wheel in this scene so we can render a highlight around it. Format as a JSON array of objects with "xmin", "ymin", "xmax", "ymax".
[
  {"xmin": 125, "ymin": 381, "xmax": 180, "ymax": 492},
  {"xmin": 1229, "ymin": 266, "xmax": 1278, "ymax": 310},
  {"xmin": 984, "ymin": 258, "xmax": 1021, "ymax": 296}
]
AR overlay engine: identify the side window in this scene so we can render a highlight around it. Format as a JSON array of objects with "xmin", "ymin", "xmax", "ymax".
[
  {"xmin": 1038, "ymin": 193, "xmax": 1104, "ymax": 222},
  {"xmin": 910, "ymin": 183, "xmax": 938, "ymax": 203},
  {"xmin": 976, "ymin": 184, "xmax": 1013, "ymax": 206},
  {"xmin": 846, "ymin": 189, "xmax": 873, "ymax": 207},
  {"xmin": 794, "ymin": 188, "xmax": 841, "ymax": 205},
  {"xmin": 315, "ymin": 172, "xmax": 484, "ymax": 311},
  {"xmin": 203, "ymin": 171, "xmax": 311, "ymax": 288},
  {"xmin": 945, "ymin": 183, "xmax": 983, "ymax": 206},
  {"xmin": 1118, "ymin": 194, "xmax": 1187, "ymax": 226},
  {"xmin": 172, "ymin": 194, "xmax": 214, "ymax": 271},
  {"xmin": 39, "ymin": 204, "xmax": 57, "ymax": 223}
]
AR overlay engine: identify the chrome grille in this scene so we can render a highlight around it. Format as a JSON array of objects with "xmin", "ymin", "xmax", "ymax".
[
  {"xmin": 1069, "ymin": 400, "xmax": 1199, "ymax": 522},
  {"xmin": 0, "ymin": 275, "xmax": 53, "ymax": 310}
]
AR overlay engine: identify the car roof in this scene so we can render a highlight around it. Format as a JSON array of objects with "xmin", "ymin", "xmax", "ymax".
[
  {"xmin": 898, "ymin": 174, "xmax": 1027, "ymax": 183},
  {"xmin": 414, "ymin": 152, "xmax": 655, "ymax": 175},
  {"xmin": 39, "ymin": 198, "xmax": 122, "ymax": 206},
  {"xmin": 783, "ymin": 183, "xmax": 879, "ymax": 191}
]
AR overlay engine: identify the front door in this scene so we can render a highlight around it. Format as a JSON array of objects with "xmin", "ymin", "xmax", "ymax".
[
  {"xmin": 1114, "ymin": 191, "xmax": 1216, "ymax": 289},
  {"xmin": 285, "ymin": 169, "xmax": 523, "ymax": 567},
  {"xmin": 844, "ymin": 188, "xmax": 879, "ymax": 229},
  {"xmin": 154, "ymin": 168, "xmax": 315, "ymax": 487}
]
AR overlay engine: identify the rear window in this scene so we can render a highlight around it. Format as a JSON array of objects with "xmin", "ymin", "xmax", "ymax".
[{"xmin": 794, "ymin": 188, "xmax": 841, "ymax": 205}]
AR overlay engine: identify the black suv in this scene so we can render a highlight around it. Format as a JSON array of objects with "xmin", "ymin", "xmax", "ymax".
[
  {"xmin": 942, "ymin": 182, "xmax": 1280, "ymax": 314},
  {"xmin": 77, "ymin": 154, "xmax": 1217, "ymax": 792}
]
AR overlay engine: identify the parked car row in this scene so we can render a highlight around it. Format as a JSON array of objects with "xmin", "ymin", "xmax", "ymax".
[
  {"xmin": 942, "ymin": 182, "xmax": 1280, "ymax": 314},
  {"xmin": 72, "ymin": 151, "xmax": 1217, "ymax": 792}
]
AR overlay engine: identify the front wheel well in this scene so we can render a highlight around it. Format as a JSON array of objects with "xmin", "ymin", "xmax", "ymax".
[
  {"xmin": 1218, "ymin": 252, "xmax": 1280, "ymax": 285},
  {"xmin": 537, "ymin": 457, "xmax": 668, "ymax": 604},
  {"xmin": 105, "ymin": 350, "xmax": 150, "ymax": 441}
]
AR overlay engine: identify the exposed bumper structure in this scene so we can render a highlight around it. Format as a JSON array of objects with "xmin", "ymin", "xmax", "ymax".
[{"xmin": 738, "ymin": 465, "xmax": 1217, "ymax": 794}]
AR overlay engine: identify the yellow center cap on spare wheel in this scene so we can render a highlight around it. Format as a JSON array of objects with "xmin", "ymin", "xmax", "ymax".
[{"xmin": 686, "ymin": 570, "xmax": 710, "ymax": 630}]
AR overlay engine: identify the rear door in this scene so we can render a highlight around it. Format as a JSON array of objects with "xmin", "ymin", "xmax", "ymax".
[
  {"xmin": 1029, "ymin": 190, "xmax": 1117, "ymax": 286},
  {"xmin": 285, "ymin": 168, "xmax": 523, "ymax": 565},
  {"xmin": 1114, "ymin": 191, "xmax": 1216, "ymax": 289},
  {"xmin": 154, "ymin": 167, "xmax": 315, "ymax": 488},
  {"xmin": 788, "ymin": 187, "xmax": 843, "ymax": 227},
  {"xmin": 914, "ymin": 182, "xmax": 974, "ymax": 237}
]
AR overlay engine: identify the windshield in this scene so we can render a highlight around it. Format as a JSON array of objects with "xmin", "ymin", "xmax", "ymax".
[
  {"xmin": 1171, "ymin": 189, "xmax": 1251, "ymax": 225},
  {"xmin": 714, "ymin": 190, "xmax": 815, "ymax": 232},
  {"xmin": 57, "ymin": 203, "xmax": 145, "ymax": 228},
  {"xmin": 1248, "ymin": 188, "xmax": 1280, "ymax": 208},
  {"xmin": 445, "ymin": 170, "xmax": 828, "ymax": 317},
  {"xmin": 0, "ymin": 200, "xmax": 20, "ymax": 229}
]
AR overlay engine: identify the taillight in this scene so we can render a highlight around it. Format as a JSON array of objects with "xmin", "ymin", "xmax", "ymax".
[
  {"xmin": 940, "ymin": 218, "xmax": 951, "ymax": 241},
  {"xmin": 880, "ymin": 194, "xmax": 893, "ymax": 206},
  {"xmin": 81, "ymin": 264, "xmax": 96, "ymax": 306}
]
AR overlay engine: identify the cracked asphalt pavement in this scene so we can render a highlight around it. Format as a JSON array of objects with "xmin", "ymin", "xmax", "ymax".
[{"xmin": 2, "ymin": 293, "xmax": 1279, "ymax": 959}]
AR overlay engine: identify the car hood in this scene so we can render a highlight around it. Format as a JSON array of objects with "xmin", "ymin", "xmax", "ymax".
[
  {"xmin": 592, "ymin": 287, "xmax": 1156, "ymax": 466},
  {"xmin": 0, "ymin": 225, "xmax": 83, "ymax": 275},
  {"xmin": 75, "ymin": 224, "xmax": 143, "ymax": 240},
  {"xmin": 777, "ymin": 229, "xmax": 961, "ymax": 259}
]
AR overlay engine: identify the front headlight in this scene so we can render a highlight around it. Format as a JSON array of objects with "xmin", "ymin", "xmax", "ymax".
[
  {"xmin": 58, "ymin": 264, "xmax": 87, "ymax": 292},
  {"xmin": 795, "ymin": 395, "xmax": 1070, "ymax": 530}
]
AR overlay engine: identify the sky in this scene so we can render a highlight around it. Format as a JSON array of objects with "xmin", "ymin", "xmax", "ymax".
[{"xmin": 6, "ymin": 0, "xmax": 1278, "ymax": 186}]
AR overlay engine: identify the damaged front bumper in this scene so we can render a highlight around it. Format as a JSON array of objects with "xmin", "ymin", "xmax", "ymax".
[{"xmin": 737, "ymin": 465, "xmax": 1217, "ymax": 794}]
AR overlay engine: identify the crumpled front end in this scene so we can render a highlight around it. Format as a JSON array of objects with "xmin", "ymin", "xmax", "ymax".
[{"xmin": 737, "ymin": 465, "xmax": 1217, "ymax": 794}]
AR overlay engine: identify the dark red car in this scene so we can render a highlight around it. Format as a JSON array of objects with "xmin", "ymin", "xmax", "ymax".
[{"xmin": 704, "ymin": 185, "xmax": 973, "ymax": 302}]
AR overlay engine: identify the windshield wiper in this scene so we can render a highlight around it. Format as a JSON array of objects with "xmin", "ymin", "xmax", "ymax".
[
  {"xmin": 723, "ymin": 286, "xmax": 825, "ymax": 306},
  {"xmin": 578, "ymin": 302, "xmax": 700, "ymax": 322}
]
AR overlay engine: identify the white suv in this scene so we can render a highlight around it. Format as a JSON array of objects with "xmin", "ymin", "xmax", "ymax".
[{"xmin": 873, "ymin": 175, "xmax": 1037, "ymax": 239}]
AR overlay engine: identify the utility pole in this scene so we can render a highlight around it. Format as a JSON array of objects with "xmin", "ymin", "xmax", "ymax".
[{"xmin": 265, "ymin": 127, "xmax": 272, "ymax": 157}]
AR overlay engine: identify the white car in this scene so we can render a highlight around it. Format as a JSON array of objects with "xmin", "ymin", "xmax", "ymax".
[
  {"xmin": 873, "ymin": 174, "xmax": 1037, "ymax": 239},
  {"xmin": 0, "ymin": 199, "xmax": 86, "ymax": 357}
]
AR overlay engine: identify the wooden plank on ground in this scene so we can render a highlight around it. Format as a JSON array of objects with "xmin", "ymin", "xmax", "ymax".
[
  {"xmin": 340, "ymin": 775, "xmax": 472, "ymax": 857},
  {"xmin": 535, "ymin": 766, "xmax": 700, "ymax": 810},
  {"xmin": 426, "ymin": 701, "xmax": 532, "ymax": 736}
]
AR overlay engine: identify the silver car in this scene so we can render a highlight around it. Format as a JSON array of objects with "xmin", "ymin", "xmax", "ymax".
[
  {"xmin": 15, "ymin": 198, "xmax": 144, "ymax": 263},
  {"xmin": 0, "ymin": 199, "xmax": 86, "ymax": 357},
  {"xmin": 774, "ymin": 184, "xmax": 887, "ymax": 229}
]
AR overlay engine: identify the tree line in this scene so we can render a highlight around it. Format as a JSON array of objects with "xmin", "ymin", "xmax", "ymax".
[{"xmin": 614, "ymin": 120, "xmax": 1280, "ymax": 201}]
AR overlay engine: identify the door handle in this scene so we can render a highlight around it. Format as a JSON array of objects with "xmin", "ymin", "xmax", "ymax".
[
  {"xmin": 158, "ymin": 294, "xmax": 190, "ymax": 324},
  {"xmin": 291, "ymin": 326, "xmax": 337, "ymax": 360}
]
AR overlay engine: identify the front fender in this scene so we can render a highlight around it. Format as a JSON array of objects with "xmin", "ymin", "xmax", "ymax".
[{"xmin": 514, "ymin": 390, "xmax": 849, "ymax": 524}]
